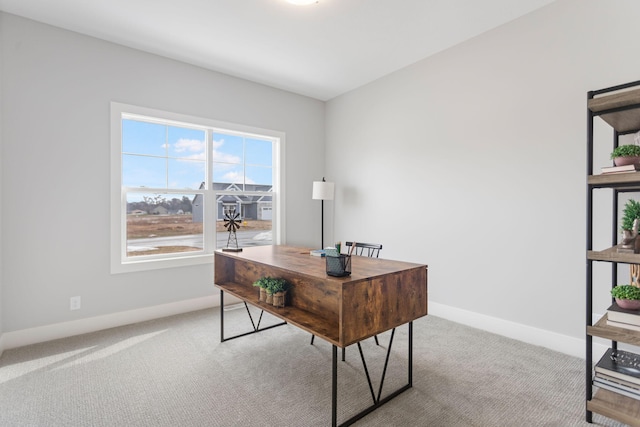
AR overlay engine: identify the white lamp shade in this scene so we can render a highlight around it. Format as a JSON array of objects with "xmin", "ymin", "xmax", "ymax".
[{"xmin": 312, "ymin": 181, "xmax": 334, "ymax": 200}]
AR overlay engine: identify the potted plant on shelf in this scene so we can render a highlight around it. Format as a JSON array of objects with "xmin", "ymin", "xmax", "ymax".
[
  {"xmin": 253, "ymin": 276, "xmax": 290, "ymax": 306},
  {"xmin": 253, "ymin": 276, "xmax": 272, "ymax": 303},
  {"xmin": 621, "ymin": 200, "xmax": 640, "ymax": 249},
  {"xmin": 267, "ymin": 278, "xmax": 290, "ymax": 308},
  {"xmin": 611, "ymin": 284, "xmax": 640, "ymax": 310},
  {"xmin": 611, "ymin": 144, "xmax": 640, "ymax": 166}
]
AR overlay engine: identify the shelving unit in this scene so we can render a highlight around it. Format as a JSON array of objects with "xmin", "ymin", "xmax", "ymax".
[{"xmin": 586, "ymin": 80, "xmax": 640, "ymax": 426}]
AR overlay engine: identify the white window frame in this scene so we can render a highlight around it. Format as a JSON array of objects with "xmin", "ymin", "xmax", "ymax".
[{"xmin": 110, "ymin": 102, "xmax": 285, "ymax": 274}]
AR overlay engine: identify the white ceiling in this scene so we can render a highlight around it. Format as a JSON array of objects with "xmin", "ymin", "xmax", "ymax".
[{"xmin": 0, "ymin": 0, "xmax": 556, "ymax": 100}]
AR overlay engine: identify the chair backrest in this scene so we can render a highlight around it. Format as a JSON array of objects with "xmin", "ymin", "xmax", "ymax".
[{"xmin": 345, "ymin": 242, "xmax": 382, "ymax": 258}]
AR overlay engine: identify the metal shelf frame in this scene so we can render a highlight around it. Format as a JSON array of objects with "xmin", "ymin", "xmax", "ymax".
[{"xmin": 586, "ymin": 80, "xmax": 640, "ymax": 424}]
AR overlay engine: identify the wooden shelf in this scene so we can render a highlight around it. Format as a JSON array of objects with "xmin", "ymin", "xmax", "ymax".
[
  {"xmin": 589, "ymin": 172, "xmax": 640, "ymax": 190},
  {"xmin": 215, "ymin": 280, "xmax": 340, "ymax": 345},
  {"xmin": 587, "ymin": 82, "xmax": 640, "ymax": 425},
  {"xmin": 588, "ymin": 246, "xmax": 640, "ymax": 264},
  {"xmin": 589, "ymin": 87, "xmax": 640, "ymax": 133},
  {"xmin": 588, "ymin": 314, "xmax": 640, "ymax": 346},
  {"xmin": 588, "ymin": 388, "xmax": 640, "ymax": 427}
]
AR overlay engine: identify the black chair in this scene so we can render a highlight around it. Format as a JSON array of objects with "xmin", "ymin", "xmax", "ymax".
[
  {"xmin": 310, "ymin": 242, "xmax": 383, "ymax": 361},
  {"xmin": 345, "ymin": 241, "xmax": 382, "ymax": 258}
]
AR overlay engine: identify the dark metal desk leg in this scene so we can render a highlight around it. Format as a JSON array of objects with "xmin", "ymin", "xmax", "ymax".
[
  {"xmin": 220, "ymin": 290, "xmax": 225, "ymax": 342},
  {"xmin": 332, "ymin": 345, "xmax": 338, "ymax": 427},
  {"xmin": 408, "ymin": 321, "xmax": 413, "ymax": 387}
]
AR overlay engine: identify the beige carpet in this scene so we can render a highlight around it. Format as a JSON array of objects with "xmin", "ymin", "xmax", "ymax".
[{"xmin": 0, "ymin": 307, "xmax": 627, "ymax": 426}]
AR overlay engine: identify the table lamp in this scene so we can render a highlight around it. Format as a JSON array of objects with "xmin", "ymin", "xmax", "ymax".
[{"xmin": 312, "ymin": 177, "xmax": 334, "ymax": 248}]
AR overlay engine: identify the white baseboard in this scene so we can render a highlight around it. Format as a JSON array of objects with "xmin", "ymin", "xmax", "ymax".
[
  {"xmin": 1, "ymin": 295, "xmax": 219, "ymax": 352},
  {"xmin": 0, "ymin": 297, "xmax": 607, "ymax": 361},
  {"xmin": 429, "ymin": 301, "xmax": 601, "ymax": 359}
]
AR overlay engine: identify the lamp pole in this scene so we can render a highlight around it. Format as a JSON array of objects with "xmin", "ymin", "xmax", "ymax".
[{"xmin": 320, "ymin": 197, "xmax": 325, "ymax": 249}]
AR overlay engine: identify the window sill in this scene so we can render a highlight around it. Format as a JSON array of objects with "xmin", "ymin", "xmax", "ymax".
[{"xmin": 111, "ymin": 252, "xmax": 214, "ymax": 274}]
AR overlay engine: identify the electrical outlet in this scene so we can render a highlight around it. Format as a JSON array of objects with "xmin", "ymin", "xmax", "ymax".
[{"xmin": 70, "ymin": 296, "xmax": 81, "ymax": 311}]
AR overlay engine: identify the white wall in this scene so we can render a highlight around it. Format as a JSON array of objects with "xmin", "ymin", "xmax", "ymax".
[
  {"xmin": 0, "ymin": 12, "xmax": 5, "ymax": 352},
  {"xmin": 0, "ymin": 13, "xmax": 324, "ymax": 338},
  {"xmin": 325, "ymin": 0, "xmax": 640, "ymax": 346}
]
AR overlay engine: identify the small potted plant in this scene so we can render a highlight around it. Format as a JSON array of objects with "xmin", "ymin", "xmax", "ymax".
[
  {"xmin": 253, "ymin": 277, "xmax": 290, "ymax": 306},
  {"xmin": 611, "ymin": 284, "xmax": 640, "ymax": 310},
  {"xmin": 253, "ymin": 276, "xmax": 272, "ymax": 303},
  {"xmin": 266, "ymin": 278, "xmax": 290, "ymax": 308},
  {"xmin": 621, "ymin": 200, "xmax": 640, "ymax": 248},
  {"xmin": 611, "ymin": 144, "xmax": 640, "ymax": 166}
]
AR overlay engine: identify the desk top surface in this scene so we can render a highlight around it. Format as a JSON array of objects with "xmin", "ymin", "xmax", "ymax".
[{"xmin": 216, "ymin": 245, "xmax": 427, "ymax": 282}]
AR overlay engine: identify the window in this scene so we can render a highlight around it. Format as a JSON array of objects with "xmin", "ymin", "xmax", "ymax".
[
  {"xmin": 111, "ymin": 103, "xmax": 284, "ymax": 273},
  {"xmin": 212, "ymin": 131, "xmax": 275, "ymax": 250}
]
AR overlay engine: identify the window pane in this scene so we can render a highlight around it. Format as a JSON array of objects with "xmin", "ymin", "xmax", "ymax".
[
  {"xmin": 167, "ymin": 126, "xmax": 206, "ymax": 160},
  {"xmin": 246, "ymin": 165, "xmax": 272, "ymax": 186},
  {"xmin": 122, "ymin": 120, "xmax": 167, "ymax": 156},
  {"xmin": 246, "ymin": 138, "xmax": 272, "ymax": 166},
  {"xmin": 216, "ymin": 195, "xmax": 272, "ymax": 249},
  {"xmin": 168, "ymin": 158, "xmax": 205, "ymax": 190},
  {"xmin": 213, "ymin": 133, "xmax": 243, "ymax": 164},
  {"xmin": 126, "ymin": 193, "xmax": 203, "ymax": 257},
  {"xmin": 122, "ymin": 154, "xmax": 166, "ymax": 188},
  {"xmin": 213, "ymin": 163, "xmax": 243, "ymax": 185}
]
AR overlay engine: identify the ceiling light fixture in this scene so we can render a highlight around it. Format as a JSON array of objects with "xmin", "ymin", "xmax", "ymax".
[{"xmin": 286, "ymin": 0, "xmax": 318, "ymax": 5}]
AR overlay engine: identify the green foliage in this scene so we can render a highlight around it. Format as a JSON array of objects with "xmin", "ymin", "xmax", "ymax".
[
  {"xmin": 252, "ymin": 276, "xmax": 290, "ymax": 295},
  {"xmin": 268, "ymin": 278, "xmax": 290, "ymax": 294},
  {"xmin": 610, "ymin": 144, "xmax": 640, "ymax": 159},
  {"xmin": 622, "ymin": 200, "xmax": 640, "ymax": 230},
  {"xmin": 611, "ymin": 285, "xmax": 640, "ymax": 301},
  {"xmin": 253, "ymin": 276, "xmax": 271, "ymax": 288}
]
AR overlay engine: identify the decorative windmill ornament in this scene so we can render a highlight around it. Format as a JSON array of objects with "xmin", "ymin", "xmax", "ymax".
[{"xmin": 222, "ymin": 208, "xmax": 243, "ymax": 252}]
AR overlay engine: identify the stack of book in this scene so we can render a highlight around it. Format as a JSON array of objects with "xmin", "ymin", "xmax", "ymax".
[
  {"xmin": 606, "ymin": 302, "xmax": 640, "ymax": 331},
  {"xmin": 601, "ymin": 164, "xmax": 640, "ymax": 174},
  {"xmin": 594, "ymin": 348, "xmax": 640, "ymax": 400}
]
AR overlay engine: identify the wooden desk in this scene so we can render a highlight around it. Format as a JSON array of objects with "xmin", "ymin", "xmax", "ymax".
[{"xmin": 214, "ymin": 245, "xmax": 428, "ymax": 426}]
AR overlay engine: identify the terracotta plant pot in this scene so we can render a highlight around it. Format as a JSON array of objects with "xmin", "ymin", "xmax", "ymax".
[
  {"xmin": 614, "ymin": 156, "xmax": 640, "ymax": 166},
  {"xmin": 616, "ymin": 297, "xmax": 640, "ymax": 310}
]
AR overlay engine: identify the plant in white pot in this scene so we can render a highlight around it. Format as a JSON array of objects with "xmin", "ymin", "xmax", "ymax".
[{"xmin": 611, "ymin": 285, "xmax": 640, "ymax": 310}]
